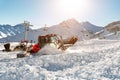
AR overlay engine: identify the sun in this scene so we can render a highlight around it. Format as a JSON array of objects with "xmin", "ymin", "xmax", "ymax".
[{"xmin": 57, "ymin": 0, "xmax": 91, "ymax": 17}]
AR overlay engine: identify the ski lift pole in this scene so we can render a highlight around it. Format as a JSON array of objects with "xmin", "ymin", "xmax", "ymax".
[
  {"xmin": 44, "ymin": 24, "xmax": 48, "ymax": 34},
  {"xmin": 23, "ymin": 21, "xmax": 33, "ymax": 41}
]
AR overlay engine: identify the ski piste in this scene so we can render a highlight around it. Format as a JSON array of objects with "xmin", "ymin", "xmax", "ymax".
[{"xmin": 1, "ymin": 39, "xmax": 120, "ymax": 80}]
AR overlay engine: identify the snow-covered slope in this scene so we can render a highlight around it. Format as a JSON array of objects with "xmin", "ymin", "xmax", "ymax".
[
  {"xmin": 0, "ymin": 24, "xmax": 32, "ymax": 38},
  {"xmin": 0, "ymin": 39, "xmax": 120, "ymax": 80},
  {"xmin": 95, "ymin": 21, "xmax": 120, "ymax": 39},
  {"xmin": 81, "ymin": 21, "xmax": 103, "ymax": 33},
  {"xmin": 0, "ymin": 19, "xmax": 102, "ymax": 42}
]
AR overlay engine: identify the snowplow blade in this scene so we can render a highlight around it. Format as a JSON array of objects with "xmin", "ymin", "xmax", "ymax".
[
  {"xmin": 62, "ymin": 36, "xmax": 78, "ymax": 45},
  {"xmin": 58, "ymin": 36, "xmax": 78, "ymax": 50}
]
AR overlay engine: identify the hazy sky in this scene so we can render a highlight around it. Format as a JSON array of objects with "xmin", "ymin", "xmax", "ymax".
[{"xmin": 0, "ymin": 0, "xmax": 120, "ymax": 28}]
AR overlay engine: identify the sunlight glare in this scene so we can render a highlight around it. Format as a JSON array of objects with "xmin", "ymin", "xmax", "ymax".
[{"xmin": 58, "ymin": 0, "xmax": 91, "ymax": 17}]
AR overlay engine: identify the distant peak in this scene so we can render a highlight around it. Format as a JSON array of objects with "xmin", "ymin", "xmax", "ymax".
[
  {"xmin": 80, "ymin": 21, "xmax": 100, "ymax": 27},
  {"xmin": 14, "ymin": 23, "xmax": 24, "ymax": 26},
  {"xmin": 81, "ymin": 21, "xmax": 92, "ymax": 25},
  {"xmin": 65, "ymin": 18, "xmax": 78, "ymax": 22},
  {"xmin": 59, "ymin": 18, "xmax": 80, "ymax": 27},
  {"xmin": 105, "ymin": 20, "xmax": 120, "ymax": 28}
]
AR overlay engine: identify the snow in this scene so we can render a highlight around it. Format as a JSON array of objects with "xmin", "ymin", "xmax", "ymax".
[
  {"xmin": 94, "ymin": 20, "xmax": 120, "ymax": 40},
  {"xmin": 0, "ymin": 31, "xmax": 7, "ymax": 38},
  {"xmin": 0, "ymin": 24, "xmax": 32, "ymax": 39},
  {"xmin": 0, "ymin": 19, "xmax": 120, "ymax": 80},
  {"xmin": 81, "ymin": 21, "xmax": 103, "ymax": 33},
  {"xmin": 0, "ymin": 39, "xmax": 120, "ymax": 80}
]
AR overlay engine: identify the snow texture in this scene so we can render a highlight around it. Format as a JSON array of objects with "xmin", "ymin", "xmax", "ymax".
[{"xmin": 0, "ymin": 39, "xmax": 120, "ymax": 80}]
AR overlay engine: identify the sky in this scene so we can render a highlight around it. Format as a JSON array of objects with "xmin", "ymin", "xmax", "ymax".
[{"xmin": 0, "ymin": 0, "xmax": 120, "ymax": 28}]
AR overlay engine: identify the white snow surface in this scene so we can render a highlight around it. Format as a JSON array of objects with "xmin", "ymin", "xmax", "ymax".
[{"xmin": 0, "ymin": 39, "xmax": 120, "ymax": 80}]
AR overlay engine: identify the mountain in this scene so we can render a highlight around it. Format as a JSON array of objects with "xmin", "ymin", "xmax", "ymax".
[
  {"xmin": 0, "ymin": 24, "xmax": 32, "ymax": 38},
  {"xmin": 81, "ymin": 21, "xmax": 103, "ymax": 33},
  {"xmin": 94, "ymin": 20, "xmax": 120, "ymax": 39},
  {"xmin": 0, "ymin": 19, "xmax": 102, "ymax": 42}
]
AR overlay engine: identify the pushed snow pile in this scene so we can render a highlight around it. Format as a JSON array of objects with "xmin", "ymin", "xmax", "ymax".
[
  {"xmin": 1, "ymin": 39, "xmax": 120, "ymax": 80},
  {"xmin": 37, "ymin": 44, "xmax": 62, "ymax": 55}
]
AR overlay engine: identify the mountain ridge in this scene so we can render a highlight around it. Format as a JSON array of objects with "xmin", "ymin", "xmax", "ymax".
[
  {"xmin": 0, "ymin": 19, "xmax": 103, "ymax": 42},
  {"xmin": 94, "ymin": 20, "xmax": 120, "ymax": 39},
  {"xmin": 0, "ymin": 24, "xmax": 32, "ymax": 38}
]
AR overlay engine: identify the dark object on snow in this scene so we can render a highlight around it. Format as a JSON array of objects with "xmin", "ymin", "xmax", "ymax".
[
  {"xmin": 13, "ymin": 43, "xmax": 26, "ymax": 51},
  {"xmin": 3, "ymin": 43, "xmax": 11, "ymax": 52},
  {"xmin": 17, "ymin": 54, "xmax": 26, "ymax": 58}
]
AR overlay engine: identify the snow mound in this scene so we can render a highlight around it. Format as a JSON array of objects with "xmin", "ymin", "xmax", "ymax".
[{"xmin": 37, "ymin": 44, "xmax": 62, "ymax": 55}]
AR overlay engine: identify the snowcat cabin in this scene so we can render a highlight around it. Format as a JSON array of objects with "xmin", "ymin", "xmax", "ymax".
[{"xmin": 38, "ymin": 34, "xmax": 59, "ymax": 48}]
